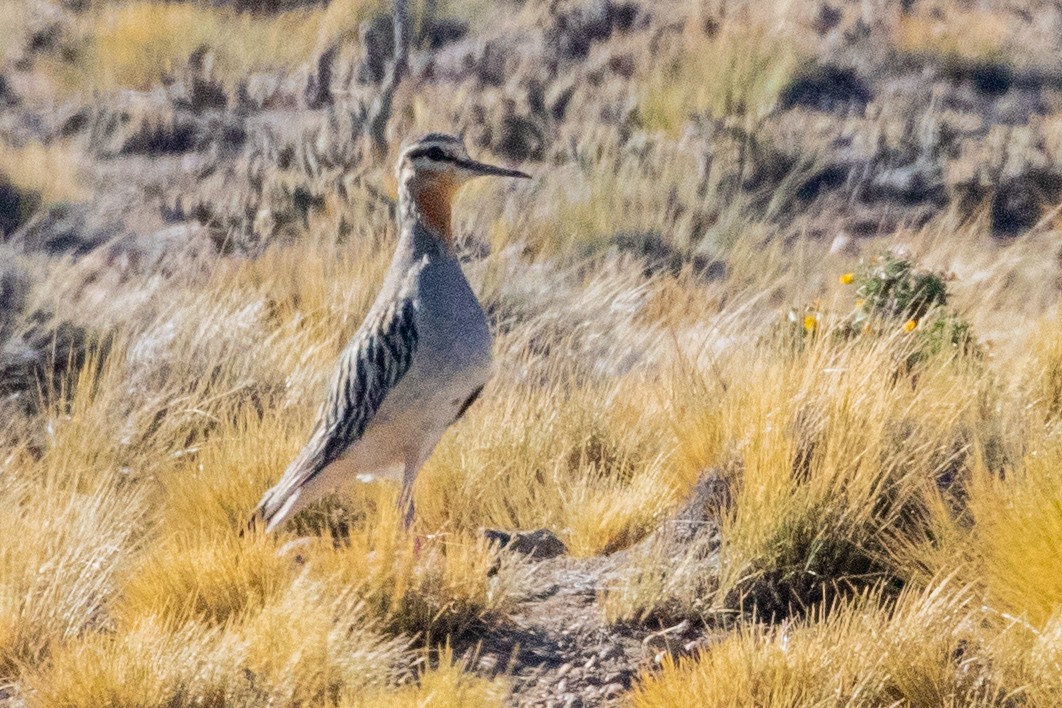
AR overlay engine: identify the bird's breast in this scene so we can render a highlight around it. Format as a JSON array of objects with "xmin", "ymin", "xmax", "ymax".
[{"xmin": 414, "ymin": 258, "xmax": 493, "ymax": 368}]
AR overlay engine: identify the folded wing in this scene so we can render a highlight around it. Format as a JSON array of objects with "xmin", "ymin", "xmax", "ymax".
[{"xmin": 252, "ymin": 292, "xmax": 419, "ymax": 531}]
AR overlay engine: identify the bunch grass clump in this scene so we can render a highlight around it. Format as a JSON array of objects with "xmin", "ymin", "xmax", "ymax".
[
  {"xmin": 607, "ymin": 324, "xmax": 989, "ymax": 624},
  {"xmin": 630, "ymin": 579, "xmax": 1004, "ymax": 707},
  {"xmin": 417, "ymin": 371, "xmax": 682, "ymax": 557},
  {"xmin": 58, "ymin": 0, "xmax": 383, "ymax": 93},
  {"xmin": 640, "ymin": 18, "xmax": 799, "ymax": 137},
  {"xmin": 0, "ymin": 140, "xmax": 88, "ymax": 228}
]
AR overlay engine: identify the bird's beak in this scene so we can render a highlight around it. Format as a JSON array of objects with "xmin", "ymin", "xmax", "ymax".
[{"xmin": 457, "ymin": 158, "xmax": 531, "ymax": 179}]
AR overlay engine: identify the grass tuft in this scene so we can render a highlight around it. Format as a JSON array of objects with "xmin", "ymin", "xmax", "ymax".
[{"xmin": 630, "ymin": 579, "xmax": 1002, "ymax": 707}]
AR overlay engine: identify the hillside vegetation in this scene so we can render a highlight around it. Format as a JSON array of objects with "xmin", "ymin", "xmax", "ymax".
[{"xmin": 3, "ymin": 0, "xmax": 1062, "ymax": 705}]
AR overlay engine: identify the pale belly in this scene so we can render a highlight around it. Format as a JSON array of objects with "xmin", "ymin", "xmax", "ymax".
[{"xmin": 316, "ymin": 357, "xmax": 490, "ymax": 489}]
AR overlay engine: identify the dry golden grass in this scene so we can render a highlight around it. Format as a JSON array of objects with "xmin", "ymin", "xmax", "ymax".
[
  {"xmin": 4, "ymin": 306, "xmax": 519, "ymax": 703},
  {"xmin": 606, "ymin": 325, "xmax": 988, "ymax": 624},
  {"xmin": 620, "ymin": 277, "xmax": 1062, "ymax": 703},
  {"xmin": 0, "ymin": 234, "xmax": 515, "ymax": 699},
  {"xmin": 639, "ymin": 20, "xmax": 799, "ymax": 137},
  {"xmin": 7, "ymin": 0, "xmax": 1062, "ymax": 703},
  {"xmin": 417, "ymin": 372, "xmax": 681, "ymax": 556},
  {"xmin": 894, "ymin": 9, "xmax": 1012, "ymax": 66},
  {"xmin": 968, "ymin": 442, "xmax": 1062, "ymax": 631},
  {"xmin": 7, "ymin": 131, "xmax": 1062, "ymax": 708},
  {"xmin": 8, "ymin": 178, "xmax": 1062, "ymax": 704},
  {"xmin": 55, "ymin": 0, "xmax": 489, "ymax": 94},
  {"xmin": 25, "ymin": 582, "xmax": 423, "ymax": 706},
  {"xmin": 13, "ymin": 168, "xmax": 1062, "ymax": 700},
  {"xmin": 58, "ymin": 0, "xmax": 382, "ymax": 92},
  {"xmin": 345, "ymin": 646, "xmax": 507, "ymax": 707},
  {"xmin": 0, "ymin": 141, "xmax": 88, "ymax": 211},
  {"xmin": 630, "ymin": 579, "xmax": 1004, "ymax": 707}
]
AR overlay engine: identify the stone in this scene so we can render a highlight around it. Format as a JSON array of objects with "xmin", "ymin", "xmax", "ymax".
[
  {"xmin": 357, "ymin": 14, "xmax": 395, "ymax": 85},
  {"xmin": 780, "ymin": 63, "xmax": 871, "ymax": 112},
  {"xmin": 483, "ymin": 528, "xmax": 567, "ymax": 559}
]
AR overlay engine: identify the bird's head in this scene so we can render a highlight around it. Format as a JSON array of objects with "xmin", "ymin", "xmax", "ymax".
[
  {"xmin": 398, "ymin": 133, "xmax": 531, "ymax": 185},
  {"xmin": 396, "ymin": 133, "xmax": 529, "ymax": 242}
]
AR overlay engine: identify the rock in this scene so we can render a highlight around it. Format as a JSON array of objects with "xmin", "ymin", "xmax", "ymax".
[
  {"xmin": 556, "ymin": 662, "xmax": 573, "ymax": 678},
  {"xmin": 602, "ymin": 682, "xmax": 624, "ymax": 698},
  {"xmin": 82, "ymin": 92, "xmax": 245, "ymax": 157},
  {"xmin": 129, "ymin": 47, "xmax": 228, "ymax": 123},
  {"xmin": 0, "ymin": 249, "xmax": 28, "ymax": 338},
  {"xmin": 991, "ymin": 170, "xmax": 1062, "ymax": 236},
  {"xmin": 548, "ymin": 83, "xmax": 576, "ymax": 121},
  {"xmin": 607, "ymin": 52, "xmax": 636, "ymax": 79},
  {"xmin": 102, "ymin": 223, "xmax": 215, "ymax": 275},
  {"xmin": 869, "ymin": 160, "xmax": 944, "ymax": 204},
  {"xmin": 780, "ymin": 63, "xmax": 871, "ymax": 112},
  {"xmin": 812, "ymin": 3, "xmax": 843, "ymax": 34},
  {"xmin": 0, "ymin": 312, "xmax": 93, "ymax": 408},
  {"xmin": 423, "ymin": 18, "xmax": 467, "ymax": 49},
  {"xmin": 305, "ymin": 42, "xmax": 338, "ymax": 109},
  {"xmin": 0, "ymin": 74, "xmax": 17, "ymax": 107},
  {"xmin": 992, "ymin": 87, "xmax": 1049, "ymax": 125},
  {"xmin": 942, "ymin": 60, "xmax": 1013, "ymax": 98},
  {"xmin": 546, "ymin": 0, "xmax": 640, "ymax": 63},
  {"xmin": 182, "ymin": 47, "xmax": 228, "ymax": 113},
  {"xmin": 118, "ymin": 110, "xmax": 200, "ymax": 155},
  {"xmin": 0, "ymin": 177, "xmax": 39, "ymax": 238},
  {"xmin": 9, "ymin": 204, "xmax": 117, "ymax": 257},
  {"xmin": 829, "ymin": 232, "xmax": 855, "ymax": 255},
  {"xmin": 495, "ymin": 109, "xmax": 546, "ymax": 162},
  {"xmin": 475, "ymin": 41, "xmax": 511, "ymax": 87},
  {"xmin": 483, "ymin": 527, "xmax": 567, "ymax": 559},
  {"xmin": 358, "ymin": 15, "xmax": 395, "ymax": 85},
  {"xmin": 667, "ymin": 473, "xmax": 731, "ymax": 544}
]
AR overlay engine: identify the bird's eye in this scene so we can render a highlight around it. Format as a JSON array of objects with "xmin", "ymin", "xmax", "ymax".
[{"xmin": 425, "ymin": 146, "xmax": 446, "ymax": 161}]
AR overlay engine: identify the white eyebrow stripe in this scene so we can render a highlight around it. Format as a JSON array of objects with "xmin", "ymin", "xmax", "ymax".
[{"xmin": 403, "ymin": 143, "xmax": 465, "ymax": 164}]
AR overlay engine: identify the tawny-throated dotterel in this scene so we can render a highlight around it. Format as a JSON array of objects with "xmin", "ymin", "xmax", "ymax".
[{"xmin": 251, "ymin": 133, "xmax": 529, "ymax": 532}]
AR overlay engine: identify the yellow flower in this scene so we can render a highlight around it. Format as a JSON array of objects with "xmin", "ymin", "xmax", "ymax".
[
  {"xmin": 903, "ymin": 319, "xmax": 918, "ymax": 332},
  {"xmin": 840, "ymin": 272, "xmax": 855, "ymax": 285},
  {"xmin": 803, "ymin": 314, "xmax": 818, "ymax": 332},
  {"xmin": 855, "ymin": 299, "xmax": 865, "ymax": 308}
]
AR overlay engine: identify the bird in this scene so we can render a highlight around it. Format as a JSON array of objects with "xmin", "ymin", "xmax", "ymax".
[{"xmin": 251, "ymin": 133, "xmax": 530, "ymax": 533}]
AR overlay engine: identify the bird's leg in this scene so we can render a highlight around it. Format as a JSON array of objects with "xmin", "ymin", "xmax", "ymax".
[
  {"xmin": 398, "ymin": 482, "xmax": 423, "ymax": 556},
  {"xmin": 400, "ymin": 454, "xmax": 425, "ymax": 555},
  {"xmin": 399, "ymin": 482, "xmax": 416, "ymax": 529},
  {"xmin": 399, "ymin": 450, "xmax": 425, "ymax": 530}
]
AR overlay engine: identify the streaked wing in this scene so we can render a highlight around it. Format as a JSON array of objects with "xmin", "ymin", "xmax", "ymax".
[{"xmin": 253, "ymin": 289, "xmax": 419, "ymax": 525}]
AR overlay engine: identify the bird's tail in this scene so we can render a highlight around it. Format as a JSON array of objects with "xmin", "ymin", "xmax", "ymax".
[
  {"xmin": 245, "ymin": 482, "xmax": 304, "ymax": 535},
  {"xmin": 245, "ymin": 438, "xmax": 325, "ymax": 536}
]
